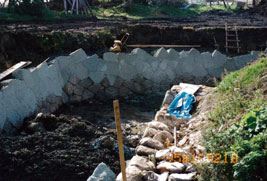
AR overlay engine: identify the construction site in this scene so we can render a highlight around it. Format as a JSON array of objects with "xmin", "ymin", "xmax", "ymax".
[{"xmin": 0, "ymin": 0, "xmax": 266, "ymax": 181}]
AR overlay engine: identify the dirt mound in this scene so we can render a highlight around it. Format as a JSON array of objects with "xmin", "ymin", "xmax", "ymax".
[
  {"xmin": 0, "ymin": 114, "xmax": 120, "ymax": 181},
  {"xmin": 246, "ymin": 3, "xmax": 267, "ymax": 16}
]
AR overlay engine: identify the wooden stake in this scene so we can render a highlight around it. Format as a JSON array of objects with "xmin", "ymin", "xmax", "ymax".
[
  {"xmin": 76, "ymin": 0, "xmax": 79, "ymax": 15},
  {"xmin": 71, "ymin": 0, "xmax": 76, "ymax": 14},
  {"xmin": 174, "ymin": 127, "xmax": 177, "ymax": 146},
  {"xmin": 113, "ymin": 100, "xmax": 127, "ymax": 181},
  {"xmin": 63, "ymin": 0, "xmax": 67, "ymax": 14}
]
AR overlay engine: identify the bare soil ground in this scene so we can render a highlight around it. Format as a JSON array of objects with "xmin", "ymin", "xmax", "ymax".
[
  {"xmin": 1, "ymin": 13, "xmax": 267, "ymax": 33},
  {"xmin": 0, "ymin": 96, "xmax": 162, "ymax": 181}
]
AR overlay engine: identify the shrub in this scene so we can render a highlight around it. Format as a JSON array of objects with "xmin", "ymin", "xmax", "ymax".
[
  {"xmin": 198, "ymin": 57, "xmax": 267, "ymax": 181},
  {"xmin": 14, "ymin": 0, "xmax": 46, "ymax": 17}
]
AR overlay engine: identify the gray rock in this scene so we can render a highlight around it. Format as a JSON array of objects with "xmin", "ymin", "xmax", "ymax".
[
  {"xmin": 157, "ymin": 162, "xmax": 185, "ymax": 173},
  {"xmin": 139, "ymin": 137, "xmax": 164, "ymax": 150},
  {"xmin": 73, "ymin": 85, "xmax": 84, "ymax": 96},
  {"xmin": 116, "ymin": 165, "xmax": 142, "ymax": 181},
  {"xmin": 87, "ymin": 162, "xmax": 115, "ymax": 181},
  {"xmin": 143, "ymin": 127, "xmax": 158, "ymax": 138},
  {"xmin": 100, "ymin": 77, "xmax": 110, "ymax": 88},
  {"xmin": 107, "ymin": 75, "xmax": 117, "ymax": 86},
  {"xmin": 113, "ymin": 77, "xmax": 124, "ymax": 88},
  {"xmin": 82, "ymin": 90, "xmax": 94, "ymax": 100},
  {"xmin": 80, "ymin": 78, "xmax": 93, "ymax": 89},
  {"xmin": 167, "ymin": 48, "xmax": 180, "ymax": 61},
  {"xmin": 153, "ymin": 130, "xmax": 173, "ymax": 144},
  {"xmin": 103, "ymin": 52, "xmax": 118, "ymax": 62},
  {"xmin": 223, "ymin": 59, "xmax": 237, "ymax": 72},
  {"xmin": 69, "ymin": 48, "xmax": 87, "ymax": 63},
  {"xmin": 128, "ymin": 155, "xmax": 155, "ymax": 171},
  {"xmin": 105, "ymin": 87, "xmax": 118, "ymax": 98},
  {"xmin": 83, "ymin": 55, "xmax": 99, "ymax": 72},
  {"xmin": 162, "ymin": 90, "xmax": 175, "ymax": 106},
  {"xmin": 168, "ymin": 172, "xmax": 197, "ymax": 181},
  {"xmin": 89, "ymin": 84, "xmax": 104, "ymax": 94},
  {"xmin": 89, "ymin": 72, "xmax": 105, "ymax": 84},
  {"xmin": 136, "ymin": 145, "xmax": 157, "ymax": 156},
  {"xmin": 154, "ymin": 47, "xmax": 169, "ymax": 59},
  {"xmin": 119, "ymin": 86, "xmax": 130, "ymax": 97}
]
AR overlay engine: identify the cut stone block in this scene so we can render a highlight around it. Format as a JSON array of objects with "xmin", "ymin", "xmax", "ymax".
[
  {"xmin": 154, "ymin": 47, "xmax": 169, "ymax": 59},
  {"xmin": 223, "ymin": 59, "xmax": 238, "ymax": 72},
  {"xmin": 69, "ymin": 48, "xmax": 87, "ymax": 63},
  {"xmin": 103, "ymin": 52, "xmax": 118, "ymax": 62},
  {"xmin": 82, "ymin": 55, "xmax": 99, "ymax": 73},
  {"xmin": 167, "ymin": 48, "xmax": 180, "ymax": 61},
  {"xmin": 89, "ymin": 72, "xmax": 105, "ymax": 84},
  {"xmin": 106, "ymin": 62, "xmax": 120, "ymax": 76}
]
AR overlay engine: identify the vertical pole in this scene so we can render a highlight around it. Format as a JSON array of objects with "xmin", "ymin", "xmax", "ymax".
[
  {"xmin": 64, "ymin": 0, "xmax": 67, "ymax": 14},
  {"xmin": 225, "ymin": 23, "xmax": 228, "ymax": 53},
  {"xmin": 113, "ymin": 100, "xmax": 127, "ymax": 181},
  {"xmin": 174, "ymin": 127, "xmax": 177, "ymax": 146},
  {"xmin": 76, "ymin": 0, "xmax": 79, "ymax": 15}
]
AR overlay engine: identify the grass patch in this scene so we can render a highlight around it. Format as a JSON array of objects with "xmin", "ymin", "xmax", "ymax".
[
  {"xmin": 0, "ymin": 3, "xmax": 240, "ymax": 21},
  {"xmin": 198, "ymin": 56, "xmax": 267, "ymax": 181},
  {"xmin": 92, "ymin": 3, "xmax": 239, "ymax": 19},
  {"xmin": 0, "ymin": 8, "xmax": 91, "ymax": 21}
]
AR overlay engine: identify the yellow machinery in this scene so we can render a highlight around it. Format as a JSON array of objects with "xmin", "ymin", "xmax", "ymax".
[{"xmin": 110, "ymin": 33, "xmax": 130, "ymax": 52}]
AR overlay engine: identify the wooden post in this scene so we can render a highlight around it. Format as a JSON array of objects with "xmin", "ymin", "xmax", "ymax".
[
  {"xmin": 63, "ymin": 0, "xmax": 67, "ymax": 14},
  {"xmin": 71, "ymin": 0, "xmax": 76, "ymax": 14},
  {"xmin": 174, "ymin": 127, "xmax": 177, "ymax": 146},
  {"xmin": 76, "ymin": 0, "xmax": 79, "ymax": 15},
  {"xmin": 113, "ymin": 100, "xmax": 127, "ymax": 181}
]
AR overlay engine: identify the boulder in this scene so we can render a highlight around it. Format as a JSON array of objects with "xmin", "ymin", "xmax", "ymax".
[
  {"xmin": 155, "ymin": 149, "xmax": 172, "ymax": 161},
  {"xmin": 157, "ymin": 161, "xmax": 185, "ymax": 173},
  {"xmin": 136, "ymin": 145, "xmax": 157, "ymax": 156},
  {"xmin": 142, "ymin": 171, "xmax": 169, "ymax": 181},
  {"xmin": 162, "ymin": 90, "xmax": 175, "ymax": 106},
  {"xmin": 148, "ymin": 121, "xmax": 171, "ymax": 132},
  {"xmin": 153, "ymin": 130, "xmax": 173, "ymax": 144},
  {"xmin": 116, "ymin": 165, "xmax": 143, "ymax": 181},
  {"xmin": 143, "ymin": 127, "xmax": 158, "ymax": 138},
  {"xmin": 168, "ymin": 172, "xmax": 197, "ymax": 181},
  {"xmin": 87, "ymin": 162, "xmax": 115, "ymax": 181},
  {"xmin": 128, "ymin": 155, "xmax": 155, "ymax": 171},
  {"xmin": 139, "ymin": 137, "xmax": 165, "ymax": 150}
]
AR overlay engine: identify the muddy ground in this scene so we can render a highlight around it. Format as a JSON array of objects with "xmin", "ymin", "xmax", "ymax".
[{"xmin": 0, "ymin": 95, "xmax": 162, "ymax": 181}]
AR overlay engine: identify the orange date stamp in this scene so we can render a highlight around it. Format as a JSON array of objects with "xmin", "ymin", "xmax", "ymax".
[{"xmin": 161, "ymin": 153, "xmax": 239, "ymax": 164}]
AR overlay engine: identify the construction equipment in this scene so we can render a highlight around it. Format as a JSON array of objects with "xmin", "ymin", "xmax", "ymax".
[{"xmin": 110, "ymin": 33, "xmax": 130, "ymax": 52}]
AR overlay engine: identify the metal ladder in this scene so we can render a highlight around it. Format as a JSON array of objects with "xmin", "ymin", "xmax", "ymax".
[{"xmin": 225, "ymin": 23, "xmax": 240, "ymax": 53}]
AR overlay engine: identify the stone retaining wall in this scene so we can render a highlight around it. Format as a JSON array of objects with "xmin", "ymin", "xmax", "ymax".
[{"xmin": 0, "ymin": 48, "xmax": 265, "ymax": 134}]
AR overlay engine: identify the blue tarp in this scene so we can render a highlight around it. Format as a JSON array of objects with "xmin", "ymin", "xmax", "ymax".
[{"xmin": 168, "ymin": 91, "xmax": 196, "ymax": 120}]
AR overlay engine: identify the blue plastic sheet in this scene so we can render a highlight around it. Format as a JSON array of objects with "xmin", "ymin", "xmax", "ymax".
[{"xmin": 168, "ymin": 91, "xmax": 196, "ymax": 120}]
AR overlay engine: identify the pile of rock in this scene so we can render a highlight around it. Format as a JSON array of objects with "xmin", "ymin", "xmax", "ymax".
[{"xmin": 116, "ymin": 84, "xmax": 215, "ymax": 181}]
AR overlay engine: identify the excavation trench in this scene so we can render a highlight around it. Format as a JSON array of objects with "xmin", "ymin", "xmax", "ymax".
[{"xmin": 0, "ymin": 42, "xmax": 265, "ymax": 180}]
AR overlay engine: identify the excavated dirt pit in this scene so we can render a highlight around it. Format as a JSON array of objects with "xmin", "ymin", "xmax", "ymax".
[{"xmin": 0, "ymin": 94, "xmax": 162, "ymax": 181}]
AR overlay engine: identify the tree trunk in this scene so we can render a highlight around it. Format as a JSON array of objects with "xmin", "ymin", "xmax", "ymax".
[{"xmin": 222, "ymin": 0, "xmax": 227, "ymax": 8}]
